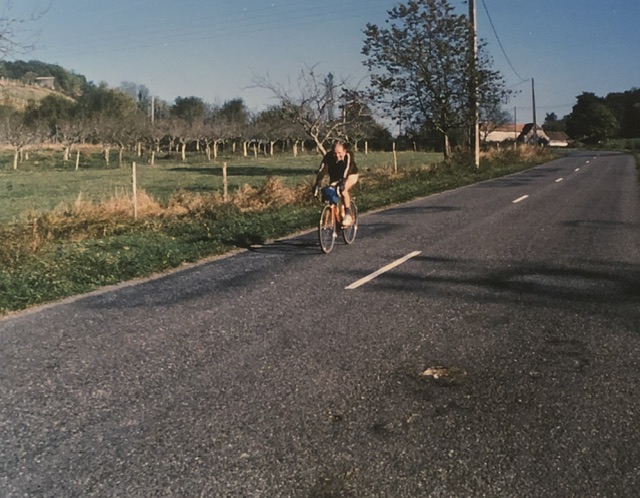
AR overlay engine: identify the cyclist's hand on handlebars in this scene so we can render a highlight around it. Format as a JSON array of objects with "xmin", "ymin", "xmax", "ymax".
[{"xmin": 337, "ymin": 178, "xmax": 345, "ymax": 192}]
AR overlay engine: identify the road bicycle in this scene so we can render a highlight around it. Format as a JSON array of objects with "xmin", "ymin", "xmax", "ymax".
[{"xmin": 315, "ymin": 185, "xmax": 358, "ymax": 254}]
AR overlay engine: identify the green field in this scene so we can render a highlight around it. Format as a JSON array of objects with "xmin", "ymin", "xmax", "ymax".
[{"xmin": 0, "ymin": 149, "xmax": 443, "ymax": 222}]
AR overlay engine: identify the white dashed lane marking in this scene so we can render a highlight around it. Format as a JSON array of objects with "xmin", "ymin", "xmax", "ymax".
[{"xmin": 346, "ymin": 251, "xmax": 422, "ymax": 290}]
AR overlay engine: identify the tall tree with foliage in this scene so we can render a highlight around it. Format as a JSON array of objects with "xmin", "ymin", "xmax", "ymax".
[
  {"xmin": 171, "ymin": 96, "xmax": 208, "ymax": 125},
  {"xmin": 605, "ymin": 88, "xmax": 640, "ymax": 138},
  {"xmin": 362, "ymin": 0, "xmax": 509, "ymax": 159},
  {"xmin": 566, "ymin": 92, "xmax": 619, "ymax": 143}
]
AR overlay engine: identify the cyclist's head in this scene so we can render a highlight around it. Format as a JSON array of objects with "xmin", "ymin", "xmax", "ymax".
[{"xmin": 333, "ymin": 142, "xmax": 346, "ymax": 161}]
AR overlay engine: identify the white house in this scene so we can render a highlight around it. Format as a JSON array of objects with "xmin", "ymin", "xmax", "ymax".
[{"xmin": 484, "ymin": 123, "xmax": 525, "ymax": 144}]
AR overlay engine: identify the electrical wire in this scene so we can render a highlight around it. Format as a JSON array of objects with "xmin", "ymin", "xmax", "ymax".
[
  {"xmin": 480, "ymin": 0, "xmax": 528, "ymax": 83},
  {"xmin": 33, "ymin": 0, "xmax": 394, "ymax": 59}
]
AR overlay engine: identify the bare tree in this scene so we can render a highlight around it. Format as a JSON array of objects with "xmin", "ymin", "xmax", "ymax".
[
  {"xmin": 57, "ymin": 118, "xmax": 89, "ymax": 170},
  {"xmin": 253, "ymin": 65, "xmax": 361, "ymax": 155},
  {"xmin": 142, "ymin": 121, "xmax": 167, "ymax": 166},
  {"xmin": 0, "ymin": 1, "xmax": 49, "ymax": 58},
  {"xmin": 0, "ymin": 112, "xmax": 42, "ymax": 170}
]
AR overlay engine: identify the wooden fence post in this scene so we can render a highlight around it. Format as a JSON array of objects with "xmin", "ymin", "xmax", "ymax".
[
  {"xmin": 392, "ymin": 142, "xmax": 398, "ymax": 174},
  {"xmin": 132, "ymin": 162, "xmax": 138, "ymax": 219},
  {"xmin": 223, "ymin": 161, "xmax": 228, "ymax": 202}
]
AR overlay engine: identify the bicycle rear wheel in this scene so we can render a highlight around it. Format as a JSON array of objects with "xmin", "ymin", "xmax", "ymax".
[
  {"xmin": 318, "ymin": 204, "xmax": 336, "ymax": 253},
  {"xmin": 342, "ymin": 200, "xmax": 358, "ymax": 245}
]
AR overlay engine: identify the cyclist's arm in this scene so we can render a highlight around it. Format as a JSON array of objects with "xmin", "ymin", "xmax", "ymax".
[
  {"xmin": 314, "ymin": 162, "xmax": 328, "ymax": 186},
  {"xmin": 342, "ymin": 153, "xmax": 351, "ymax": 179}
]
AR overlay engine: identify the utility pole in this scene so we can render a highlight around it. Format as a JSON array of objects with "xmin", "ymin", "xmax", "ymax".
[
  {"xmin": 469, "ymin": 0, "xmax": 480, "ymax": 168},
  {"xmin": 531, "ymin": 78, "xmax": 537, "ymax": 145},
  {"xmin": 514, "ymin": 106, "xmax": 518, "ymax": 150}
]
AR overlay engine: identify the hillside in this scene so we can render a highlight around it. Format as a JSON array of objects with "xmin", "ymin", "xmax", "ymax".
[{"xmin": 0, "ymin": 78, "xmax": 75, "ymax": 110}]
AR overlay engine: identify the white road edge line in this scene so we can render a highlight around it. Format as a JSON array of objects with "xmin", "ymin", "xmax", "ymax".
[
  {"xmin": 513, "ymin": 195, "xmax": 529, "ymax": 204},
  {"xmin": 345, "ymin": 251, "xmax": 422, "ymax": 290}
]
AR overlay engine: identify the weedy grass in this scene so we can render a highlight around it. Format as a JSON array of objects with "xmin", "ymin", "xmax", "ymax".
[{"xmin": 0, "ymin": 146, "xmax": 554, "ymax": 314}]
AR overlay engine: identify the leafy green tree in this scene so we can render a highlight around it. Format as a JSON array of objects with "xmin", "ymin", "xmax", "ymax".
[
  {"xmin": 23, "ymin": 94, "xmax": 76, "ymax": 134},
  {"xmin": 605, "ymin": 88, "xmax": 640, "ymax": 138},
  {"xmin": 171, "ymin": 96, "xmax": 208, "ymax": 125},
  {"xmin": 566, "ymin": 92, "xmax": 619, "ymax": 143},
  {"xmin": 119, "ymin": 81, "xmax": 152, "ymax": 115},
  {"xmin": 542, "ymin": 112, "xmax": 567, "ymax": 132},
  {"xmin": 76, "ymin": 83, "xmax": 139, "ymax": 121},
  {"xmin": 362, "ymin": 0, "xmax": 509, "ymax": 159},
  {"xmin": 74, "ymin": 84, "xmax": 141, "ymax": 165}
]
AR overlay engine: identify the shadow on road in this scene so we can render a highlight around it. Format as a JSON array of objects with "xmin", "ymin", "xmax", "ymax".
[{"xmin": 345, "ymin": 254, "xmax": 640, "ymax": 309}]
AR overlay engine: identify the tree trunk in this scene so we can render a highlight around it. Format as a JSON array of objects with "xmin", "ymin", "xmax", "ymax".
[
  {"xmin": 293, "ymin": 141, "xmax": 298, "ymax": 157},
  {"xmin": 13, "ymin": 150, "xmax": 19, "ymax": 170},
  {"xmin": 104, "ymin": 147, "xmax": 110, "ymax": 166},
  {"xmin": 63, "ymin": 146, "xmax": 70, "ymax": 162},
  {"xmin": 181, "ymin": 142, "xmax": 186, "ymax": 161},
  {"xmin": 150, "ymin": 150, "xmax": 156, "ymax": 166},
  {"xmin": 443, "ymin": 133, "xmax": 451, "ymax": 160}
]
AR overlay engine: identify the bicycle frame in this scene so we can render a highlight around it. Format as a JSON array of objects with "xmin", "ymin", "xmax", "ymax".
[{"xmin": 317, "ymin": 189, "xmax": 357, "ymax": 254}]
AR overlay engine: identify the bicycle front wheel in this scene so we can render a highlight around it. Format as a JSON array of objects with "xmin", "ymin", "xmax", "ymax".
[
  {"xmin": 318, "ymin": 204, "xmax": 336, "ymax": 253},
  {"xmin": 342, "ymin": 200, "xmax": 358, "ymax": 245}
]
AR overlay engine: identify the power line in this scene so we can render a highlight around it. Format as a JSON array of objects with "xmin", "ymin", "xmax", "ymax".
[
  {"xmin": 479, "ymin": 0, "xmax": 528, "ymax": 83},
  {"xmin": 34, "ymin": 0, "xmax": 394, "ymax": 59}
]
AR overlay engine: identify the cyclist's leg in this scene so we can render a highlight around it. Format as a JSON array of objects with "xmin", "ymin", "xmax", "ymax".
[
  {"xmin": 342, "ymin": 174, "xmax": 358, "ymax": 208},
  {"xmin": 341, "ymin": 174, "xmax": 358, "ymax": 225}
]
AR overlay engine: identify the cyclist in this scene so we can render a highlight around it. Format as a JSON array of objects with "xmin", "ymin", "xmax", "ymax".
[{"xmin": 312, "ymin": 141, "xmax": 359, "ymax": 226}]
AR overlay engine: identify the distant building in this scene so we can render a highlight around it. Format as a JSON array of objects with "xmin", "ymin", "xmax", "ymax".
[
  {"xmin": 484, "ymin": 123, "xmax": 525, "ymax": 144},
  {"xmin": 546, "ymin": 131, "xmax": 571, "ymax": 147},
  {"xmin": 517, "ymin": 123, "xmax": 550, "ymax": 146},
  {"xmin": 35, "ymin": 76, "xmax": 55, "ymax": 90}
]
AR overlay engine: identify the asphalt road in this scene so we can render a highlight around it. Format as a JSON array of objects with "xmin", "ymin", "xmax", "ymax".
[{"xmin": 1, "ymin": 151, "xmax": 639, "ymax": 497}]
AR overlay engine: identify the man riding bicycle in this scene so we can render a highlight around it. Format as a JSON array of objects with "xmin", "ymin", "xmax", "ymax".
[{"xmin": 312, "ymin": 141, "xmax": 359, "ymax": 226}]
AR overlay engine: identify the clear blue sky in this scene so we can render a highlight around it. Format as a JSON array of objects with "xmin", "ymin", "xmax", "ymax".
[{"xmin": 10, "ymin": 0, "xmax": 640, "ymax": 127}]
